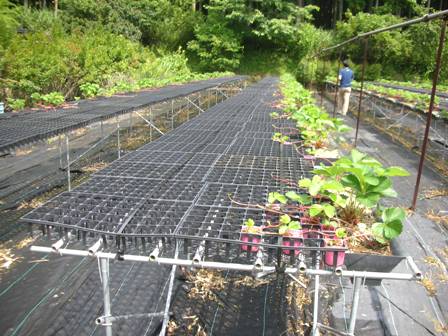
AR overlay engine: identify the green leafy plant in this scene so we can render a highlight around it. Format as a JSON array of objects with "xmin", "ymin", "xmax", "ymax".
[
  {"xmin": 278, "ymin": 214, "xmax": 301, "ymax": 235},
  {"xmin": 79, "ymin": 83, "xmax": 100, "ymax": 98},
  {"xmin": 31, "ymin": 92, "xmax": 65, "ymax": 106},
  {"xmin": 6, "ymin": 98, "xmax": 25, "ymax": 111},
  {"xmin": 372, "ymin": 207, "xmax": 405, "ymax": 243},
  {"xmin": 242, "ymin": 218, "xmax": 262, "ymax": 234}
]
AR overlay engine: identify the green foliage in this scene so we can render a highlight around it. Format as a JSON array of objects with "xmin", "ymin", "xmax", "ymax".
[
  {"xmin": 0, "ymin": 0, "xmax": 18, "ymax": 65},
  {"xmin": 60, "ymin": 0, "xmax": 198, "ymax": 47},
  {"xmin": 188, "ymin": 10, "xmax": 243, "ymax": 71},
  {"xmin": 79, "ymin": 82, "xmax": 100, "ymax": 98},
  {"xmin": 31, "ymin": 91, "xmax": 65, "ymax": 106},
  {"xmin": 372, "ymin": 208, "xmax": 405, "ymax": 243},
  {"xmin": 188, "ymin": 1, "xmax": 328, "ymax": 72},
  {"xmin": 6, "ymin": 97, "xmax": 25, "ymax": 110}
]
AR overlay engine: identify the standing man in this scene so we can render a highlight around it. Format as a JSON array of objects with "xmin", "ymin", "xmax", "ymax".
[{"xmin": 338, "ymin": 59, "xmax": 354, "ymax": 116}]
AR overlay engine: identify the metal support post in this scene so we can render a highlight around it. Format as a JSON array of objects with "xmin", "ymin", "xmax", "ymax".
[
  {"xmin": 333, "ymin": 51, "xmax": 342, "ymax": 117},
  {"xmin": 348, "ymin": 277, "xmax": 363, "ymax": 335},
  {"xmin": 58, "ymin": 134, "xmax": 63, "ymax": 169},
  {"xmin": 208, "ymin": 89, "xmax": 211, "ymax": 109},
  {"xmin": 186, "ymin": 97, "xmax": 190, "ymax": 121},
  {"xmin": 129, "ymin": 112, "xmax": 133, "ymax": 135},
  {"xmin": 159, "ymin": 244, "xmax": 179, "ymax": 336},
  {"xmin": 312, "ymin": 253, "xmax": 321, "ymax": 336},
  {"xmin": 354, "ymin": 38, "xmax": 369, "ymax": 147},
  {"xmin": 65, "ymin": 135, "xmax": 71, "ymax": 191},
  {"xmin": 149, "ymin": 107, "xmax": 153, "ymax": 142},
  {"xmin": 99, "ymin": 258, "xmax": 113, "ymax": 336},
  {"xmin": 320, "ymin": 57, "xmax": 326, "ymax": 107},
  {"xmin": 411, "ymin": 17, "xmax": 447, "ymax": 210},
  {"xmin": 116, "ymin": 116, "xmax": 121, "ymax": 159},
  {"xmin": 171, "ymin": 100, "xmax": 175, "ymax": 130}
]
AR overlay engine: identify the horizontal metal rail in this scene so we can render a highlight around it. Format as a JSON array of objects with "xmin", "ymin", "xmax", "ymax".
[{"xmin": 30, "ymin": 245, "xmax": 422, "ymax": 281}]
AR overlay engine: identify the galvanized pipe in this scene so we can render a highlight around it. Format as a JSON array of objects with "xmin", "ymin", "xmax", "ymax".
[
  {"xmin": 348, "ymin": 277, "xmax": 363, "ymax": 335},
  {"xmin": 30, "ymin": 246, "xmax": 422, "ymax": 280},
  {"xmin": 312, "ymin": 254, "xmax": 321, "ymax": 336},
  {"xmin": 100, "ymin": 258, "xmax": 112, "ymax": 336},
  {"xmin": 116, "ymin": 116, "xmax": 121, "ymax": 159},
  {"xmin": 411, "ymin": 17, "xmax": 447, "ymax": 210},
  {"xmin": 322, "ymin": 10, "xmax": 448, "ymax": 52},
  {"xmin": 333, "ymin": 51, "xmax": 342, "ymax": 117},
  {"xmin": 65, "ymin": 135, "xmax": 71, "ymax": 191},
  {"xmin": 354, "ymin": 38, "xmax": 369, "ymax": 147}
]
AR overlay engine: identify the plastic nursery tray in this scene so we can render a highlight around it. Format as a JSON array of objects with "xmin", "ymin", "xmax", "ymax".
[
  {"xmin": 226, "ymin": 139, "xmax": 298, "ymax": 157},
  {"xmin": 205, "ymin": 166, "xmax": 305, "ymax": 186},
  {"xmin": 120, "ymin": 151, "xmax": 220, "ymax": 166},
  {"xmin": 196, "ymin": 183, "xmax": 273, "ymax": 208},
  {"xmin": 0, "ymin": 76, "xmax": 246, "ymax": 154},
  {"xmin": 174, "ymin": 205, "xmax": 336, "ymax": 265},
  {"xmin": 22, "ymin": 192, "xmax": 192, "ymax": 238},
  {"xmin": 73, "ymin": 177, "xmax": 203, "ymax": 202},
  {"xmin": 94, "ymin": 161, "xmax": 181, "ymax": 179},
  {"xmin": 216, "ymin": 154, "xmax": 313, "ymax": 171}
]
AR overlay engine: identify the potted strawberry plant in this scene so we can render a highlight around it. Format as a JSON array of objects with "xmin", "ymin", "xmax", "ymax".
[
  {"xmin": 240, "ymin": 219, "xmax": 262, "ymax": 252},
  {"xmin": 324, "ymin": 228, "xmax": 347, "ymax": 267},
  {"xmin": 278, "ymin": 214, "xmax": 303, "ymax": 256}
]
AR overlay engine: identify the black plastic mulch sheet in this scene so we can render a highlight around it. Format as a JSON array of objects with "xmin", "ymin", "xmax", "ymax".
[{"xmin": 0, "ymin": 76, "xmax": 245, "ymax": 154}]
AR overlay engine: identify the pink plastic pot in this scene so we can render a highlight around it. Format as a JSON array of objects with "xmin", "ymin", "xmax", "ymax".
[
  {"xmin": 240, "ymin": 226, "xmax": 262, "ymax": 252},
  {"xmin": 324, "ymin": 240, "xmax": 346, "ymax": 267},
  {"xmin": 282, "ymin": 229, "xmax": 303, "ymax": 256},
  {"xmin": 301, "ymin": 217, "xmax": 321, "ymax": 239}
]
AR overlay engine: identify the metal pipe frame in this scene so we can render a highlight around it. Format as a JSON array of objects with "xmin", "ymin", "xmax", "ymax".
[
  {"xmin": 135, "ymin": 111, "xmax": 165, "ymax": 136},
  {"xmin": 333, "ymin": 51, "xmax": 342, "ymax": 117},
  {"xmin": 322, "ymin": 10, "xmax": 448, "ymax": 53},
  {"xmin": 30, "ymin": 244, "xmax": 421, "ymax": 336},
  {"xmin": 354, "ymin": 37, "xmax": 369, "ymax": 147},
  {"xmin": 411, "ymin": 17, "xmax": 448, "ymax": 210},
  {"xmin": 30, "ymin": 245, "xmax": 422, "ymax": 281}
]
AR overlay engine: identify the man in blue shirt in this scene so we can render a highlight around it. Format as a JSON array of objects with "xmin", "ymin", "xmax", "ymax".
[{"xmin": 338, "ymin": 60, "xmax": 354, "ymax": 116}]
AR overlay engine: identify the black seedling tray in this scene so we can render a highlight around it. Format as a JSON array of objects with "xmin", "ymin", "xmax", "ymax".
[
  {"xmin": 205, "ymin": 166, "xmax": 299, "ymax": 186},
  {"xmin": 196, "ymin": 183, "xmax": 271, "ymax": 208},
  {"xmin": 216, "ymin": 154, "xmax": 313, "ymax": 171},
  {"xmin": 0, "ymin": 76, "xmax": 246, "ymax": 154},
  {"xmin": 73, "ymin": 177, "xmax": 203, "ymax": 202}
]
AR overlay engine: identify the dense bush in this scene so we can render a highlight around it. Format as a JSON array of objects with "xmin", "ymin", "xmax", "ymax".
[{"xmin": 188, "ymin": 1, "xmax": 327, "ymax": 73}]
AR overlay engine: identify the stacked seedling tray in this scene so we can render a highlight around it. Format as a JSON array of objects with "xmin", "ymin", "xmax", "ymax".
[{"xmin": 21, "ymin": 77, "xmax": 345, "ymax": 270}]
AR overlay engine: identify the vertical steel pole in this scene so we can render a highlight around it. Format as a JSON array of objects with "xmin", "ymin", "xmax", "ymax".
[
  {"xmin": 65, "ymin": 135, "xmax": 71, "ymax": 191},
  {"xmin": 312, "ymin": 254, "xmax": 321, "ymax": 336},
  {"xmin": 333, "ymin": 51, "xmax": 343, "ymax": 117},
  {"xmin": 58, "ymin": 134, "xmax": 63, "ymax": 169},
  {"xmin": 149, "ymin": 107, "xmax": 153, "ymax": 142},
  {"xmin": 171, "ymin": 100, "xmax": 174, "ymax": 130},
  {"xmin": 186, "ymin": 97, "xmax": 190, "ymax": 121},
  {"xmin": 159, "ymin": 243, "xmax": 179, "ymax": 336},
  {"xmin": 354, "ymin": 38, "xmax": 369, "ymax": 147},
  {"xmin": 100, "ymin": 258, "xmax": 113, "ymax": 336},
  {"xmin": 348, "ymin": 277, "xmax": 363, "ymax": 335},
  {"xmin": 208, "ymin": 89, "xmax": 211, "ymax": 109},
  {"xmin": 116, "ymin": 116, "xmax": 120, "ymax": 159},
  {"xmin": 411, "ymin": 17, "xmax": 447, "ymax": 210},
  {"xmin": 320, "ymin": 56, "xmax": 325, "ymax": 107}
]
